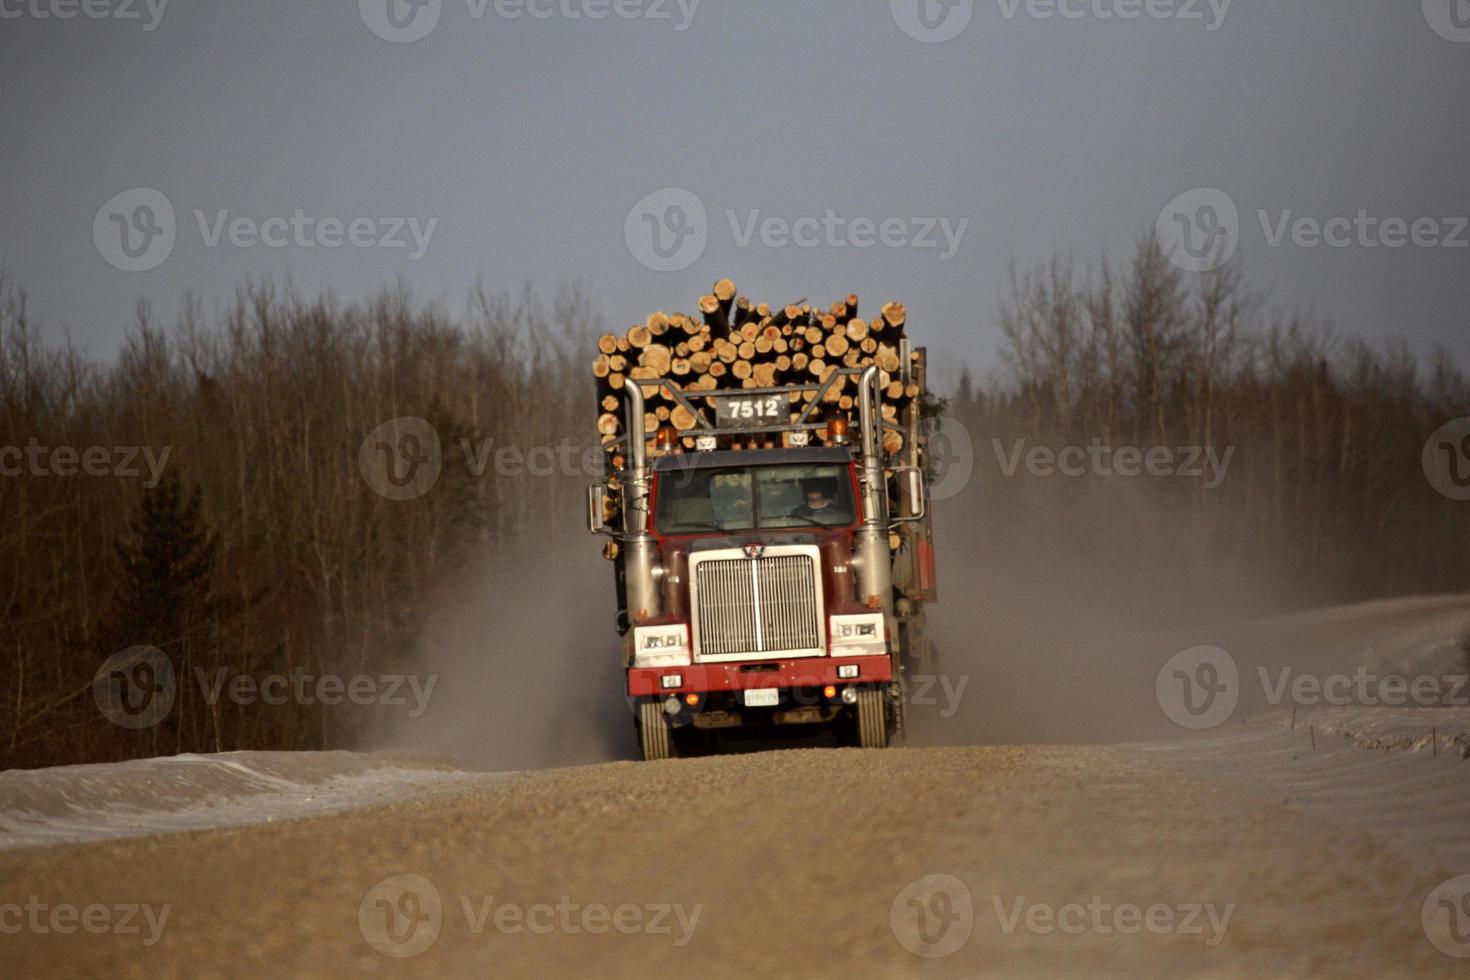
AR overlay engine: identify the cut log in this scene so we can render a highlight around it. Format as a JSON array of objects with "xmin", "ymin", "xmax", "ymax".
[
  {"xmin": 638, "ymin": 344, "xmax": 672, "ymax": 375},
  {"xmin": 880, "ymin": 301, "xmax": 906, "ymax": 332},
  {"xmin": 628, "ymin": 324, "xmax": 653, "ymax": 349},
  {"xmin": 875, "ymin": 344, "xmax": 901, "ymax": 373},
  {"xmin": 699, "ymin": 293, "xmax": 730, "ymax": 338},
  {"xmin": 734, "ymin": 296, "xmax": 756, "ymax": 328},
  {"xmin": 597, "ymin": 333, "xmax": 619, "ymax": 354}
]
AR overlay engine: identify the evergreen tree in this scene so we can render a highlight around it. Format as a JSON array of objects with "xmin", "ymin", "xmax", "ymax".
[{"xmin": 108, "ymin": 470, "xmax": 218, "ymax": 649}]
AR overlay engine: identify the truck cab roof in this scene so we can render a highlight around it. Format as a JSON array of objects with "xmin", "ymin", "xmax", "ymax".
[{"xmin": 650, "ymin": 446, "xmax": 857, "ymax": 472}]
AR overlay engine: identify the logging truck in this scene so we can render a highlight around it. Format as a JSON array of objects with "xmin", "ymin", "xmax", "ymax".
[{"xmin": 588, "ymin": 291, "xmax": 938, "ymax": 759}]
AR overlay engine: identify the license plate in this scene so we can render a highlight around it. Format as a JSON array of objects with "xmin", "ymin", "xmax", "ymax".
[
  {"xmin": 716, "ymin": 394, "xmax": 784, "ymax": 428},
  {"xmin": 743, "ymin": 688, "xmax": 780, "ymax": 707}
]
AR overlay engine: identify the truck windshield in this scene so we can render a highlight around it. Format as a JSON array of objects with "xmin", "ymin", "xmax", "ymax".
[{"xmin": 654, "ymin": 463, "xmax": 856, "ymax": 534}]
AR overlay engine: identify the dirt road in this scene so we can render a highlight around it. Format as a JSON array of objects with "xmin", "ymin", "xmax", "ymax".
[{"xmin": 3, "ymin": 739, "xmax": 1463, "ymax": 978}]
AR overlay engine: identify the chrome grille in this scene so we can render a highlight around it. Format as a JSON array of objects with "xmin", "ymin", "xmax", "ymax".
[{"xmin": 693, "ymin": 553, "xmax": 822, "ymax": 659}]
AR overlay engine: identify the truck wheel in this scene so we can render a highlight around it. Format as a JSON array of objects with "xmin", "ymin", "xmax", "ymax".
[
  {"xmin": 855, "ymin": 688, "xmax": 889, "ymax": 749},
  {"xmin": 637, "ymin": 700, "xmax": 675, "ymax": 761}
]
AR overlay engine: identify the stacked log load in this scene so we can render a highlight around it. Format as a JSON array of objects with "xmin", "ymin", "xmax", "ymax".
[{"xmin": 592, "ymin": 279, "xmax": 919, "ymax": 456}]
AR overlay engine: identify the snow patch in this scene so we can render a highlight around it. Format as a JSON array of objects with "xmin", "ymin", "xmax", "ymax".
[{"xmin": 0, "ymin": 751, "xmax": 510, "ymax": 850}]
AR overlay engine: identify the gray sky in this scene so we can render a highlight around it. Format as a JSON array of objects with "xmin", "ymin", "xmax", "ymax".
[{"xmin": 3, "ymin": 0, "xmax": 1467, "ymax": 381}]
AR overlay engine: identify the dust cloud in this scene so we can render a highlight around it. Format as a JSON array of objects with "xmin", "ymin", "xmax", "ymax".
[{"xmin": 370, "ymin": 457, "xmax": 1335, "ymax": 768}]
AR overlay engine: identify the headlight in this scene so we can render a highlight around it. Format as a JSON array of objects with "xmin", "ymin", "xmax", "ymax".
[
  {"xmin": 829, "ymin": 613, "xmax": 885, "ymax": 655},
  {"xmin": 631, "ymin": 625, "xmax": 691, "ymax": 668}
]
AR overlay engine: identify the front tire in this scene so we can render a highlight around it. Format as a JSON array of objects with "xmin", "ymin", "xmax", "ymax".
[
  {"xmin": 637, "ymin": 700, "xmax": 674, "ymax": 760},
  {"xmin": 855, "ymin": 688, "xmax": 889, "ymax": 748}
]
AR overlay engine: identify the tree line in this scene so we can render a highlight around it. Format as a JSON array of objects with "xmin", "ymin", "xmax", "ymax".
[{"xmin": 1, "ymin": 243, "xmax": 1465, "ymax": 768}]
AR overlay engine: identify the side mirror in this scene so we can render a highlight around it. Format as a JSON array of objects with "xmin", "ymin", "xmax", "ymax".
[
  {"xmin": 890, "ymin": 465, "xmax": 926, "ymax": 524},
  {"xmin": 587, "ymin": 482, "xmax": 609, "ymax": 534}
]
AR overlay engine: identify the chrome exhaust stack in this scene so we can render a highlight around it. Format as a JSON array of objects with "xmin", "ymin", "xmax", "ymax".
[
  {"xmin": 622, "ymin": 379, "xmax": 661, "ymax": 623},
  {"xmin": 854, "ymin": 365, "xmax": 892, "ymax": 617}
]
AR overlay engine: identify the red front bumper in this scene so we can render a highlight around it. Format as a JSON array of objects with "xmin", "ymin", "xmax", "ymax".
[{"xmin": 627, "ymin": 654, "xmax": 892, "ymax": 697}]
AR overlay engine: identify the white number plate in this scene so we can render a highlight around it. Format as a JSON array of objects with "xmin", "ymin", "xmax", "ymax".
[
  {"xmin": 717, "ymin": 395, "xmax": 784, "ymax": 428},
  {"xmin": 743, "ymin": 688, "xmax": 780, "ymax": 707}
]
